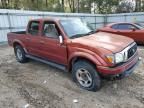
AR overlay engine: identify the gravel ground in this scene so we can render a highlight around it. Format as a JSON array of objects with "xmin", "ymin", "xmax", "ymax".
[{"xmin": 0, "ymin": 44, "xmax": 144, "ymax": 108}]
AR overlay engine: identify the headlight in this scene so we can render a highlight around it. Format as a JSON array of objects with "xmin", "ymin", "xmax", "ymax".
[
  {"xmin": 115, "ymin": 53, "xmax": 124, "ymax": 63},
  {"xmin": 106, "ymin": 53, "xmax": 124, "ymax": 64}
]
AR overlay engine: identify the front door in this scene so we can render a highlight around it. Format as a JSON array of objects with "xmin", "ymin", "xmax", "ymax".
[{"xmin": 39, "ymin": 21, "xmax": 67, "ymax": 65}]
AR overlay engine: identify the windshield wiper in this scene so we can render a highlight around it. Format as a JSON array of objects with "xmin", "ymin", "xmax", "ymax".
[
  {"xmin": 70, "ymin": 31, "xmax": 96, "ymax": 39},
  {"xmin": 70, "ymin": 34, "xmax": 86, "ymax": 39},
  {"xmin": 86, "ymin": 30, "xmax": 96, "ymax": 35}
]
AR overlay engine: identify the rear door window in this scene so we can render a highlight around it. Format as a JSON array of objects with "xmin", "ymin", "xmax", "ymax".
[
  {"xmin": 28, "ymin": 21, "xmax": 40, "ymax": 35},
  {"xmin": 118, "ymin": 24, "xmax": 130, "ymax": 30},
  {"xmin": 117, "ymin": 24, "xmax": 138, "ymax": 30}
]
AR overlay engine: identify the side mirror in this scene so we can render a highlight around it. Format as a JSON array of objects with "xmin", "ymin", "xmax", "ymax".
[
  {"xmin": 59, "ymin": 35, "xmax": 63, "ymax": 44},
  {"xmin": 130, "ymin": 26, "xmax": 136, "ymax": 31}
]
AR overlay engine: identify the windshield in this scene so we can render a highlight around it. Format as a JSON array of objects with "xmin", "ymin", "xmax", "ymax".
[
  {"xmin": 134, "ymin": 23, "xmax": 144, "ymax": 29},
  {"xmin": 60, "ymin": 19, "xmax": 94, "ymax": 39}
]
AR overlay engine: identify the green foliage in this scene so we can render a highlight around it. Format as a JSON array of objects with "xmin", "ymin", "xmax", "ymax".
[
  {"xmin": 0, "ymin": 0, "xmax": 143, "ymax": 14},
  {"xmin": 93, "ymin": 0, "xmax": 119, "ymax": 14},
  {"xmin": 117, "ymin": 1, "xmax": 134, "ymax": 13}
]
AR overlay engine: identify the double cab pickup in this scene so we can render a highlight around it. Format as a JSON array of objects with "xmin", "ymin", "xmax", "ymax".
[{"xmin": 7, "ymin": 18, "xmax": 139, "ymax": 91}]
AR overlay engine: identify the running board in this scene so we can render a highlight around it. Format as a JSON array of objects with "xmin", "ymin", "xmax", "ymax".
[{"xmin": 26, "ymin": 55, "xmax": 66, "ymax": 71}]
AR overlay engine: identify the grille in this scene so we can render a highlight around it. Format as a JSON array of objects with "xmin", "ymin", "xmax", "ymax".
[{"xmin": 127, "ymin": 44, "xmax": 137, "ymax": 59}]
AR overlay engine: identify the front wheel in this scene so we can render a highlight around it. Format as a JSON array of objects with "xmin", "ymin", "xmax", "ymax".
[{"xmin": 72, "ymin": 60, "xmax": 101, "ymax": 92}]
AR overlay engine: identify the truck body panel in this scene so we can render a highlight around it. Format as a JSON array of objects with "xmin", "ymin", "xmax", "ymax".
[{"xmin": 7, "ymin": 18, "xmax": 139, "ymax": 76}]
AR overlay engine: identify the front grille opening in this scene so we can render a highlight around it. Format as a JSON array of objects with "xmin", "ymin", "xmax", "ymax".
[{"xmin": 127, "ymin": 44, "xmax": 137, "ymax": 59}]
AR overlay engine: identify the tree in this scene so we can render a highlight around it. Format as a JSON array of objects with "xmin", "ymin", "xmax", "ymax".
[
  {"xmin": 93, "ymin": 0, "xmax": 119, "ymax": 14},
  {"xmin": 0, "ymin": 0, "xmax": 143, "ymax": 14},
  {"xmin": 14, "ymin": 0, "xmax": 20, "ymax": 9},
  {"xmin": 1, "ymin": 0, "xmax": 10, "ymax": 8},
  {"xmin": 117, "ymin": 0, "xmax": 135, "ymax": 13},
  {"xmin": 67, "ymin": 0, "xmax": 75, "ymax": 12},
  {"xmin": 135, "ymin": 0, "xmax": 144, "ymax": 12},
  {"xmin": 142, "ymin": 0, "xmax": 144, "ymax": 11},
  {"xmin": 61, "ymin": 0, "xmax": 65, "ymax": 12},
  {"xmin": 79, "ymin": 0, "xmax": 92, "ymax": 13}
]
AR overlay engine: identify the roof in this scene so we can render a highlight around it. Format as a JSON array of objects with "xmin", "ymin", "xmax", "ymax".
[
  {"xmin": 30, "ymin": 17, "xmax": 80, "ymax": 22},
  {"xmin": 106, "ymin": 22, "xmax": 135, "ymax": 27}
]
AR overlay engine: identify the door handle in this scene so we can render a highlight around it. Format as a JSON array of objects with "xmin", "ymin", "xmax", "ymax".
[
  {"xmin": 57, "ymin": 43, "xmax": 66, "ymax": 47},
  {"xmin": 40, "ymin": 41, "xmax": 45, "ymax": 44}
]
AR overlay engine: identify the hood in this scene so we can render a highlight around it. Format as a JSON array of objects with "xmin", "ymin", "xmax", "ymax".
[{"xmin": 71, "ymin": 32, "xmax": 134, "ymax": 53}]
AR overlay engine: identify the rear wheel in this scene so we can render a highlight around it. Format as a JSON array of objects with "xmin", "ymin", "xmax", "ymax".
[
  {"xmin": 14, "ymin": 45, "xmax": 28, "ymax": 63},
  {"xmin": 72, "ymin": 60, "xmax": 101, "ymax": 91}
]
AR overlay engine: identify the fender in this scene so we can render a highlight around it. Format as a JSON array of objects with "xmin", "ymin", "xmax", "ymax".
[
  {"xmin": 13, "ymin": 39, "xmax": 28, "ymax": 53},
  {"xmin": 68, "ymin": 51, "xmax": 107, "ymax": 68}
]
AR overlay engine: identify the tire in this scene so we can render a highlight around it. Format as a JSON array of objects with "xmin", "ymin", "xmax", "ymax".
[
  {"xmin": 72, "ymin": 60, "xmax": 101, "ymax": 92},
  {"xmin": 14, "ymin": 45, "xmax": 28, "ymax": 63}
]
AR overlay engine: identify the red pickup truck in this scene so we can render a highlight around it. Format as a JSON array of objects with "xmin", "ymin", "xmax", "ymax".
[{"xmin": 7, "ymin": 18, "xmax": 139, "ymax": 91}]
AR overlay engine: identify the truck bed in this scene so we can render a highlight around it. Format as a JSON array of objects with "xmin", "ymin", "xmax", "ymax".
[
  {"xmin": 11, "ymin": 31, "xmax": 26, "ymax": 34},
  {"xmin": 7, "ymin": 31, "xmax": 27, "ymax": 46}
]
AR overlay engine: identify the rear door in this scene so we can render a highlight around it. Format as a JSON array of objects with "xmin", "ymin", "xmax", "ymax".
[
  {"xmin": 26, "ymin": 21, "xmax": 43, "ymax": 57},
  {"xmin": 38, "ymin": 21, "xmax": 67, "ymax": 65}
]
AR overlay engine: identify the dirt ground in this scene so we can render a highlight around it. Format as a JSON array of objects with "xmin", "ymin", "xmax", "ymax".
[{"xmin": 0, "ymin": 45, "xmax": 144, "ymax": 108}]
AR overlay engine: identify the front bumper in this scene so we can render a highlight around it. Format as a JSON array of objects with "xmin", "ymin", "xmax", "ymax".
[{"xmin": 97, "ymin": 53, "xmax": 139, "ymax": 76}]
